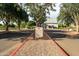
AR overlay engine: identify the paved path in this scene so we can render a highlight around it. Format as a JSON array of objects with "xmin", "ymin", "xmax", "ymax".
[
  {"xmin": 56, "ymin": 38, "xmax": 79, "ymax": 56},
  {"xmin": 0, "ymin": 39, "xmax": 20, "ymax": 55},
  {"xmin": 16, "ymin": 39, "xmax": 67, "ymax": 56},
  {"xmin": 46, "ymin": 30, "xmax": 79, "ymax": 56},
  {"xmin": 0, "ymin": 31, "xmax": 32, "ymax": 55}
]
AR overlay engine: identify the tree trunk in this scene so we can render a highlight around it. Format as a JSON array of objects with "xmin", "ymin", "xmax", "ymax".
[
  {"xmin": 73, "ymin": 14, "xmax": 79, "ymax": 32},
  {"xmin": 75, "ymin": 20, "xmax": 79, "ymax": 32},
  {"xmin": 36, "ymin": 21, "xmax": 41, "ymax": 27},
  {"xmin": 18, "ymin": 19, "xmax": 21, "ymax": 30},
  {"xmin": 5, "ymin": 20, "xmax": 9, "ymax": 31}
]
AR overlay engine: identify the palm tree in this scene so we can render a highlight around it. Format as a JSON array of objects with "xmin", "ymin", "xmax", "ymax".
[{"xmin": 58, "ymin": 3, "xmax": 79, "ymax": 32}]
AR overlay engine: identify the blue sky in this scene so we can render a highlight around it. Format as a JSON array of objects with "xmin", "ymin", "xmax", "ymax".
[
  {"xmin": 46, "ymin": 3, "xmax": 60, "ymax": 19},
  {"xmin": 45, "ymin": 3, "xmax": 61, "ymax": 23}
]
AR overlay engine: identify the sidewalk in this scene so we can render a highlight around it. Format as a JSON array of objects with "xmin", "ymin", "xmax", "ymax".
[
  {"xmin": 56, "ymin": 38, "xmax": 79, "ymax": 56},
  {"xmin": 15, "ymin": 39, "xmax": 67, "ymax": 56}
]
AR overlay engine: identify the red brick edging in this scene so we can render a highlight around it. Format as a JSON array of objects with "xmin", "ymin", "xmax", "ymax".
[
  {"xmin": 44, "ymin": 32, "xmax": 70, "ymax": 56},
  {"xmin": 9, "ymin": 33, "xmax": 33, "ymax": 56}
]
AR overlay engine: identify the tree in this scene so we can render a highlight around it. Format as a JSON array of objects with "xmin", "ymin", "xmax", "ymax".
[
  {"xmin": 0, "ymin": 3, "xmax": 29, "ymax": 31},
  {"xmin": 22, "ymin": 3, "xmax": 55, "ymax": 39},
  {"xmin": 26, "ymin": 21, "xmax": 36, "ymax": 29},
  {"xmin": 58, "ymin": 4, "xmax": 74, "ymax": 28},
  {"xmin": 0, "ymin": 3, "xmax": 15, "ymax": 31},
  {"xmin": 24, "ymin": 3, "xmax": 55, "ymax": 27},
  {"xmin": 58, "ymin": 3, "xmax": 79, "ymax": 32},
  {"xmin": 14, "ymin": 6, "xmax": 28, "ymax": 30}
]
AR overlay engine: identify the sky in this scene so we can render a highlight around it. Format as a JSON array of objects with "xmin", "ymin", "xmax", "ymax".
[
  {"xmin": 46, "ymin": 3, "xmax": 61, "ymax": 19},
  {"xmin": 45, "ymin": 3, "xmax": 61, "ymax": 23}
]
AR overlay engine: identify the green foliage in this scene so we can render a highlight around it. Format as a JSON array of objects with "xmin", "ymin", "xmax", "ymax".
[
  {"xmin": 8, "ymin": 23, "xmax": 15, "ymax": 28},
  {"xmin": 57, "ymin": 3, "xmax": 79, "ymax": 28},
  {"xmin": 0, "ymin": 3, "xmax": 29, "ymax": 31},
  {"xmin": 0, "ymin": 3, "xmax": 55, "ymax": 30},
  {"xmin": 0, "ymin": 24, "xmax": 2, "ymax": 26},
  {"xmin": 26, "ymin": 21, "xmax": 36, "ymax": 29},
  {"xmin": 24, "ymin": 3, "xmax": 55, "ymax": 27}
]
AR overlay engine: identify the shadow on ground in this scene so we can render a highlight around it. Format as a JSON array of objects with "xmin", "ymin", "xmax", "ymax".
[
  {"xmin": 1, "ymin": 30, "xmax": 79, "ymax": 41},
  {"xmin": 0, "ymin": 31, "xmax": 32, "ymax": 41},
  {"xmin": 46, "ymin": 30, "xmax": 79, "ymax": 40}
]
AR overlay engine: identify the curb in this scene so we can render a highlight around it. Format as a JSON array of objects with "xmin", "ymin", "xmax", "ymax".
[
  {"xmin": 9, "ymin": 33, "xmax": 33, "ymax": 56},
  {"xmin": 44, "ymin": 32, "xmax": 70, "ymax": 56}
]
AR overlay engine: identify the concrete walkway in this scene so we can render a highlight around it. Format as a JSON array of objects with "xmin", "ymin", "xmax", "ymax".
[
  {"xmin": 0, "ymin": 39, "xmax": 20, "ymax": 55},
  {"xmin": 16, "ymin": 39, "xmax": 67, "ymax": 56},
  {"xmin": 56, "ymin": 38, "xmax": 79, "ymax": 56}
]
